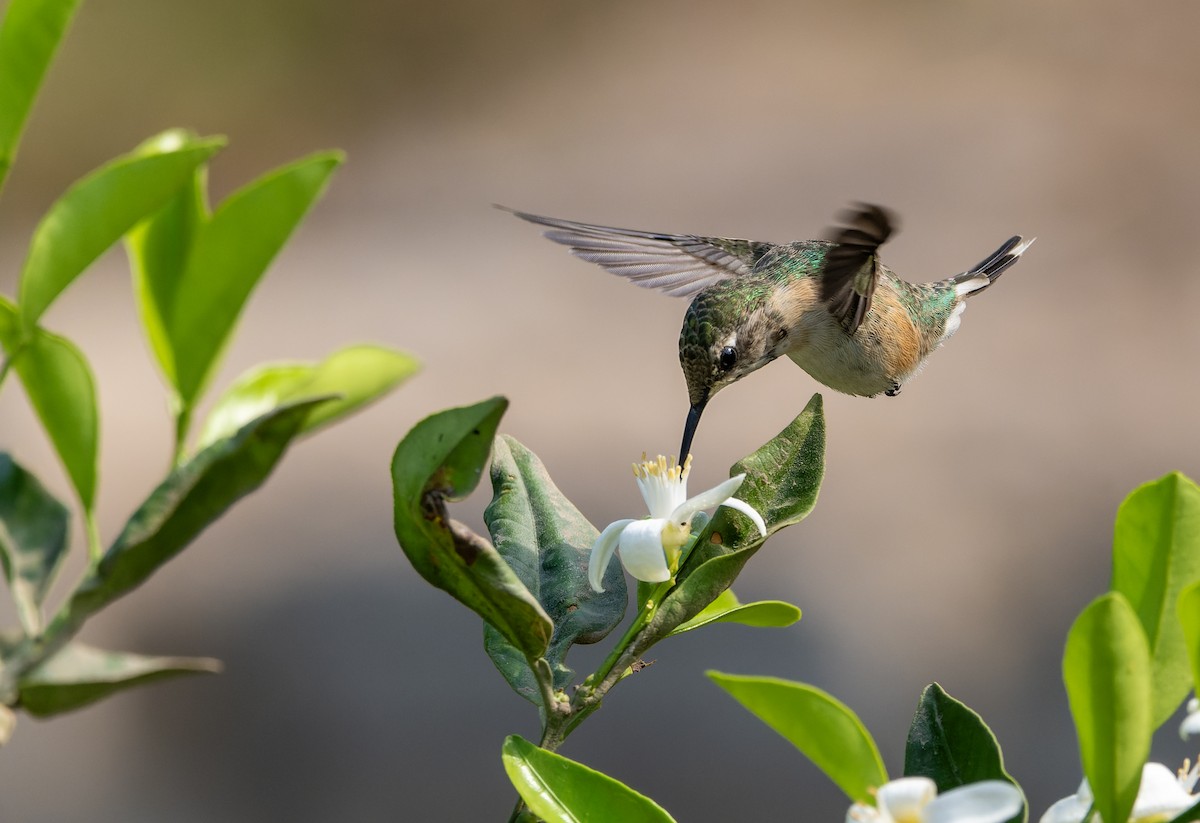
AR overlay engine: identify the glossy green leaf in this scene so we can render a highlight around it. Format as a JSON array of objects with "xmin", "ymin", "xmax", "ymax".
[
  {"xmin": 0, "ymin": 296, "xmax": 97, "ymax": 512},
  {"xmin": 0, "ymin": 453, "xmax": 68, "ymax": 635},
  {"xmin": 18, "ymin": 131, "xmax": 224, "ymax": 330},
  {"xmin": 904, "ymin": 683, "xmax": 1026, "ymax": 823},
  {"xmin": 126, "ymin": 144, "xmax": 209, "ymax": 388},
  {"xmin": 1179, "ymin": 581, "xmax": 1200, "ymax": 693},
  {"xmin": 63, "ymin": 398, "xmax": 330, "ymax": 621},
  {"xmin": 18, "ymin": 641, "xmax": 220, "ymax": 717},
  {"xmin": 1111, "ymin": 472, "xmax": 1200, "ymax": 729},
  {"xmin": 668, "ymin": 588, "xmax": 801, "ymax": 636},
  {"xmin": 196, "ymin": 344, "xmax": 419, "ymax": 450},
  {"xmin": 160, "ymin": 151, "xmax": 343, "ymax": 408},
  {"xmin": 628, "ymin": 396, "xmax": 825, "ymax": 652},
  {"xmin": 708, "ymin": 671, "xmax": 886, "ymax": 803},
  {"xmin": 502, "ymin": 735, "xmax": 676, "ymax": 823},
  {"xmin": 392, "ymin": 398, "xmax": 552, "ymax": 662},
  {"xmin": 0, "ymin": 0, "xmax": 82, "ymax": 196},
  {"xmin": 1062, "ymin": 592, "xmax": 1153, "ymax": 823},
  {"xmin": 482, "ymin": 435, "xmax": 625, "ymax": 706}
]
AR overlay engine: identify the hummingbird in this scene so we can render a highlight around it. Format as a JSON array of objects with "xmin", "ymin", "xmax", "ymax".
[{"xmin": 505, "ymin": 203, "xmax": 1033, "ymax": 459}]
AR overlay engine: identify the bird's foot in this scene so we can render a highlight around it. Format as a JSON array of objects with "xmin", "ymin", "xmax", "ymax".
[{"xmin": 884, "ymin": 382, "xmax": 902, "ymax": 397}]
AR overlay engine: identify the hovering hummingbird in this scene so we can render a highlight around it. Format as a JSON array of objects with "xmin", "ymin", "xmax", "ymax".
[{"xmin": 505, "ymin": 203, "xmax": 1033, "ymax": 459}]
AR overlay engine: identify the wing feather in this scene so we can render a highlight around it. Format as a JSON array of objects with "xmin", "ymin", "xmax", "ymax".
[
  {"xmin": 820, "ymin": 203, "xmax": 897, "ymax": 335},
  {"xmin": 503, "ymin": 206, "xmax": 771, "ymax": 298}
]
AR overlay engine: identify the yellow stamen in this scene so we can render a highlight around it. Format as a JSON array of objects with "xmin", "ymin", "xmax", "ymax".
[{"xmin": 631, "ymin": 453, "xmax": 694, "ymax": 482}]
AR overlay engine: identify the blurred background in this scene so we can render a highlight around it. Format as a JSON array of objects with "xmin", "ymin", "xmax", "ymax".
[{"xmin": 1, "ymin": 0, "xmax": 1199, "ymax": 819}]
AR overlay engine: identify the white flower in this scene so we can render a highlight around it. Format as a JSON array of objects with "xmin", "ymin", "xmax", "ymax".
[
  {"xmin": 1181, "ymin": 697, "xmax": 1200, "ymax": 740},
  {"xmin": 588, "ymin": 454, "xmax": 766, "ymax": 593},
  {"xmin": 846, "ymin": 776, "xmax": 1023, "ymax": 823},
  {"xmin": 1039, "ymin": 761, "xmax": 1200, "ymax": 823}
]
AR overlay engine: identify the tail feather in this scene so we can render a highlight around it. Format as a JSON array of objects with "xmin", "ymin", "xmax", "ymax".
[{"xmin": 952, "ymin": 235, "xmax": 1035, "ymax": 295}]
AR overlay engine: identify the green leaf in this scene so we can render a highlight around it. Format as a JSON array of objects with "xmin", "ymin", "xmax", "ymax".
[
  {"xmin": 707, "ymin": 671, "xmax": 886, "ymax": 803},
  {"xmin": 904, "ymin": 683, "xmax": 1026, "ymax": 823},
  {"xmin": 482, "ymin": 435, "xmax": 625, "ymax": 705},
  {"xmin": 1179, "ymin": 580, "xmax": 1200, "ymax": 693},
  {"xmin": 159, "ymin": 151, "xmax": 344, "ymax": 408},
  {"xmin": 668, "ymin": 588, "xmax": 801, "ymax": 636},
  {"xmin": 0, "ymin": 296, "xmax": 98, "ymax": 512},
  {"xmin": 196, "ymin": 344, "xmax": 420, "ymax": 450},
  {"xmin": 628, "ymin": 396, "xmax": 825, "ymax": 651},
  {"xmin": 18, "ymin": 641, "xmax": 220, "ymax": 717},
  {"xmin": 0, "ymin": 0, "xmax": 82, "ymax": 196},
  {"xmin": 63, "ymin": 398, "xmax": 330, "ymax": 621},
  {"xmin": 1062, "ymin": 592, "xmax": 1153, "ymax": 823},
  {"xmin": 0, "ymin": 453, "xmax": 69, "ymax": 635},
  {"xmin": 392, "ymin": 398, "xmax": 552, "ymax": 663},
  {"xmin": 18, "ymin": 130, "xmax": 224, "ymax": 330},
  {"xmin": 126, "ymin": 142, "xmax": 210, "ymax": 389},
  {"xmin": 502, "ymin": 735, "xmax": 676, "ymax": 823},
  {"xmin": 1111, "ymin": 472, "xmax": 1200, "ymax": 729}
]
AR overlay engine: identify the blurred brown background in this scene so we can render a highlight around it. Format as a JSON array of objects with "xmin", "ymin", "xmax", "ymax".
[{"xmin": 1, "ymin": 0, "xmax": 1198, "ymax": 819}]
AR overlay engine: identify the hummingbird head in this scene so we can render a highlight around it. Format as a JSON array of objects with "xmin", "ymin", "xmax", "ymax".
[{"xmin": 678, "ymin": 282, "xmax": 785, "ymax": 458}]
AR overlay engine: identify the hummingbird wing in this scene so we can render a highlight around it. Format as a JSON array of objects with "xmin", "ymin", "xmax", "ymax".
[
  {"xmin": 820, "ymin": 203, "xmax": 896, "ymax": 335},
  {"xmin": 502, "ymin": 207, "xmax": 772, "ymax": 298}
]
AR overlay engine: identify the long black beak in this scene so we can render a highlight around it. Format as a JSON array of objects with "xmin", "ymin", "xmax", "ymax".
[{"xmin": 680, "ymin": 400, "xmax": 707, "ymax": 460}]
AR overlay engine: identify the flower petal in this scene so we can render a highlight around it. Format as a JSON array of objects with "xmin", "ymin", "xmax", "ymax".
[
  {"xmin": 1038, "ymin": 779, "xmax": 1091, "ymax": 823},
  {"xmin": 1037, "ymin": 794, "xmax": 1089, "ymax": 823},
  {"xmin": 668, "ymin": 474, "xmax": 747, "ymax": 526},
  {"xmin": 617, "ymin": 518, "xmax": 673, "ymax": 583},
  {"xmin": 589, "ymin": 519, "xmax": 635, "ymax": 593},
  {"xmin": 1130, "ymin": 762, "xmax": 1198, "ymax": 820},
  {"xmin": 876, "ymin": 777, "xmax": 937, "ymax": 818},
  {"xmin": 926, "ymin": 781, "xmax": 1023, "ymax": 823},
  {"xmin": 720, "ymin": 496, "xmax": 767, "ymax": 536}
]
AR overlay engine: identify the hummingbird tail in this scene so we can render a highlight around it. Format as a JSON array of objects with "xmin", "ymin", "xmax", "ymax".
[{"xmin": 952, "ymin": 235, "xmax": 1036, "ymax": 296}]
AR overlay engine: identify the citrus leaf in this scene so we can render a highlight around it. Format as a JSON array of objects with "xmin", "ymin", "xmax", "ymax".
[
  {"xmin": 0, "ymin": 453, "xmax": 68, "ymax": 635},
  {"xmin": 1062, "ymin": 592, "xmax": 1153, "ymax": 823},
  {"xmin": 482, "ymin": 435, "xmax": 625, "ymax": 705},
  {"xmin": 1110, "ymin": 472, "xmax": 1200, "ymax": 728},
  {"xmin": 163, "ymin": 151, "xmax": 343, "ymax": 408},
  {"xmin": 668, "ymin": 588, "xmax": 800, "ymax": 636},
  {"xmin": 502, "ymin": 735, "xmax": 676, "ymax": 823},
  {"xmin": 18, "ymin": 130, "xmax": 224, "ymax": 329},
  {"xmin": 392, "ymin": 398, "xmax": 552, "ymax": 663},
  {"xmin": 0, "ymin": 0, "xmax": 83, "ymax": 195},
  {"xmin": 64, "ymin": 398, "xmax": 331, "ymax": 621},
  {"xmin": 904, "ymin": 683, "xmax": 1026, "ymax": 823},
  {"xmin": 18, "ymin": 641, "xmax": 220, "ymax": 717},
  {"xmin": 196, "ymin": 344, "xmax": 419, "ymax": 449},
  {"xmin": 708, "ymin": 671, "xmax": 886, "ymax": 804},
  {"xmin": 0, "ymin": 296, "xmax": 98, "ymax": 512}
]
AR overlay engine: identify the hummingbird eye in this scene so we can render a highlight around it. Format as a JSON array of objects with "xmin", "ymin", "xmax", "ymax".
[{"xmin": 718, "ymin": 346, "xmax": 738, "ymax": 372}]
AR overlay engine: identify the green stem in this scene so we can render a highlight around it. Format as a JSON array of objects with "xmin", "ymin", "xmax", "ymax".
[
  {"xmin": 85, "ymin": 509, "xmax": 102, "ymax": 562},
  {"xmin": 546, "ymin": 532, "xmax": 710, "ymax": 750},
  {"xmin": 172, "ymin": 405, "xmax": 192, "ymax": 467},
  {"xmin": 588, "ymin": 579, "xmax": 673, "ymax": 689}
]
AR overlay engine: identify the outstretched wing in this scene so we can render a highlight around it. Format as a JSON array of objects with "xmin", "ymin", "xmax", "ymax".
[
  {"xmin": 820, "ymin": 203, "xmax": 897, "ymax": 335},
  {"xmin": 502, "ymin": 206, "xmax": 772, "ymax": 298}
]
